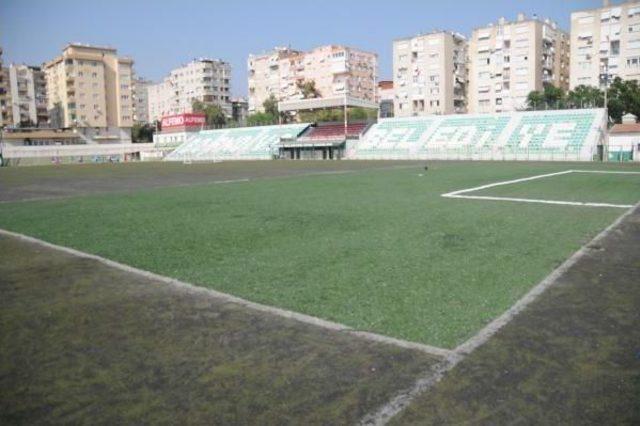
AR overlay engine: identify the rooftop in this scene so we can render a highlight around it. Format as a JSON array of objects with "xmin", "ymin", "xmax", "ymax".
[
  {"xmin": 394, "ymin": 30, "xmax": 467, "ymax": 43},
  {"xmin": 65, "ymin": 43, "xmax": 118, "ymax": 53},
  {"xmin": 610, "ymin": 123, "xmax": 640, "ymax": 134}
]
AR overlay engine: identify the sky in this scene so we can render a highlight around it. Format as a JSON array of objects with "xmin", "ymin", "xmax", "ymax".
[{"xmin": 1, "ymin": 0, "xmax": 605, "ymax": 97}]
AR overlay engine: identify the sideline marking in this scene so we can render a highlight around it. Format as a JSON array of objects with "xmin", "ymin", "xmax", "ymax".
[
  {"xmin": 0, "ymin": 228, "xmax": 452, "ymax": 359},
  {"xmin": 442, "ymin": 169, "xmax": 640, "ymax": 209},
  {"xmin": 360, "ymin": 201, "xmax": 639, "ymax": 425}
]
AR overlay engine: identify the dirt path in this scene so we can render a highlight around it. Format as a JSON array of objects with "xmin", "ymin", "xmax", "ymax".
[
  {"xmin": 391, "ymin": 205, "xmax": 640, "ymax": 425},
  {"xmin": 0, "ymin": 235, "xmax": 439, "ymax": 425}
]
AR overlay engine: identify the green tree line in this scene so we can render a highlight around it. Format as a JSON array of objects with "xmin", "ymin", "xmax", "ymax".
[{"xmin": 526, "ymin": 79, "xmax": 640, "ymax": 124}]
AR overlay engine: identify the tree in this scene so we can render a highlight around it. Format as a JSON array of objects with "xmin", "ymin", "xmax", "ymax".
[
  {"xmin": 131, "ymin": 122, "xmax": 155, "ymax": 143},
  {"xmin": 567, "ymin": 85, "xmax": 603, "ymax": 109},
  {"xmin": 542, "ymin": 84, "xmax": 565, "ymax": 109},
  {"xmin": 526, "ymin": 85, "xmax": 565, "ymax": 110},
  {"xmin": 243, "ymin": 95, "xmax": 281, "ymax": 127},
  {"xmin": 526, "ymin": 91, "xmax": 546, "ymax": 110},
  {"xmin": 192, "ymin": 100, "xmax": 227, "ymax": 128},
  {"xmin": 246, "ymin": 112, "xmax": 277, "ymax": 126},
  {"xmin": 606, "ymin": 77, "xmax": 640, "ymax": 123},
  {"xmin": 297, "ymin": 107, "xmax": 377, "ymax": 123},
  {"xmin": 296, "ymin": 80, "xmax": 320, "ymax": 99},
  {"xmin": 262, "ymin": 95, "xmax": 279, "ymax": 117},
  {"xmin": 348, "ymin": 107, "xmax": 377, "ymax": 121}
]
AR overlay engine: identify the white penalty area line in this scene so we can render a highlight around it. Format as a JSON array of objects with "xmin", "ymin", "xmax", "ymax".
[
  {"xmin": 361, "ymin": 200, "xmax": 640, "ymax": 426},
  {"xmin": 442, "ymin": 169, "xmax": 640, "ymax": 209}
]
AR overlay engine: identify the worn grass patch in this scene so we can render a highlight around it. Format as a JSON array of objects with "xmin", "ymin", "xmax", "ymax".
[
  {"xmin": 0, "ymin": 161, "xmax": 636, "ymax": 348},
  {"xmin": 0, "ymin": 236, "xmax": 438, "ymax": 424}
]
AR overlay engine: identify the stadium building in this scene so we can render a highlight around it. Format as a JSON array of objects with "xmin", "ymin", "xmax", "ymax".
[
  {"xmin": 377, "ymin": 80, "xmax": 394, "ymax": 118},
  {"xmin": 393, "ymin": 31, "xmax": 468, "ymax": 116},
  {"xmin": 570, "ymin": 0, "xmax": 640, "ymax": 89},
  {"xmin": 147, "ymin": 58, "xmax": 232, "ymax": 123},
  {"xmin": 468, "ymin": 14, "xmax": 570, "ymax": 114},
  {"xmin": 0, "ymin": 47, "xmax": 13, "ymax": 127},
  {"xmin": 609, "ymin": 112, "xmax": 640, "ymax": 161},
  {"xmin": 247, "ymin": 45, "xmax": 378, "ymax": 114},
  {"xmin": 151, "ymin": 112, "xmax": 207, "ymax": 158},
  {"xmin": 133, "ymin": 77, "xmax": 152, "ymax": 124},
  {"xmin": 8, "ymin": 64, "xmax": 48, "ymax": 127},
  {"xmin": 43, "ymin": 43, "xmax": 135, "ymax": 143},
  {"xmin": 161, "ymin": 108, "xmax": 608, "ymax": 163}
]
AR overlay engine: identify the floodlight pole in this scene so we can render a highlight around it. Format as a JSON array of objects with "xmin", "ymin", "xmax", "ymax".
[{"xmin": 344, "ymin": 94, "xmax": 348, "ymax": 138}]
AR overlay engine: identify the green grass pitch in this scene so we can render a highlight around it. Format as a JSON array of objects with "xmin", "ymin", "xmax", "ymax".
[{"xmin": 0, "ymin": 161, "xmax": 638, "ymax": 348}]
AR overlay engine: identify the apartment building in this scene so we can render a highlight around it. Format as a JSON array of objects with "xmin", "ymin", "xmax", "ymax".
[
  {"xmin": 393, "ymin": 31, "xmax": 467, "ymax": 116},
  {"xmin": 468, "ymin": 14, "xmax": 570, "ymax": 114},
  {"xmin": 147, "ymin": 59, "xmax": 231, "ymax": 123},
  {"xmin": 43, "ymin": 43, "xmax": 134, "ymax": 139},
  {"xmin": 570, "ymin": 1, "xmax": 640, "ymax": 89},
  {"xmin": 0, "ymin": 47, "xmax": 12, "ymax": 127},
  {"xmin": 133, "ymin": 77, "xmax": 152, "ymax": 123},
  {"xmin": 8, "ymin": 64, "xmax": 48, "ymax": 127},
  {"xmin": 247, "ymin": 45, "xmax": 378, "ymax": 113},
  {"xmin": 231, "ymin": 97, "xmax": 249, "ymax": 123},
  {"xmin": 377, "ymin": 80, "xmax": 395, "ymax": 117}
]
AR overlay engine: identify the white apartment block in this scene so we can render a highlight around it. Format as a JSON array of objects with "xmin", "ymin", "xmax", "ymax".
[
  {"xmin": 147, "ymin": 59, "xmax": 231, "ymax": 123},
  {"xmin": 133, "ymin": 77, "xmax": 152, "ymax": 123},
  {"xmin": 247, "ymin": 45, "xmax": 378, "ymax": 113},
  {"xmin": 393, "ymin": 31, "xmax": 467, "ymax": 116},
  {"xmin": 571, "ymin": 1, "xmax": 640, "ymax": 89},
  {"xmin": 0, "ymin": 47, "xmax": 13, "ymax": 127},
  {"xmin": 377, "ymin": 80, "xmax": 394, "ymax": 117},
  {"xmin": 43, "ymin": 43, "xmax": 134, "ymax": 137},
  {"xmin": 8, "ymin": 64, "xmax": 48, "ymax": 126},
  {"xmin": 469, "ymin": 14, "xmax": 570, "ymax": 114}
]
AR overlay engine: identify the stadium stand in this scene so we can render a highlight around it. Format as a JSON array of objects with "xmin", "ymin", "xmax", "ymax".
[
  {"xmin": 347, "ymin": 109, "xmax": 607, "ymax": 161},
  {"xmin": 164, "ymin": 123, "xmax": 310, "ymax": 162}
]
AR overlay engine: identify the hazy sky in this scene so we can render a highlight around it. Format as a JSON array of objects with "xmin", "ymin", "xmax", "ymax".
[{"xmin": 2, "ymin": 0, "xmax": 605, "ymax": 97}]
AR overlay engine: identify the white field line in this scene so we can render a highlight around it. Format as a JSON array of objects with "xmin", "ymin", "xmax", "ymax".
[
  {"xmin": 573, "ymin": 170, "xmax": 640, "ymax": 175},
  {"xmin": 453, "ymin": 203, "xmax": 639, "ymax": 357},
  {"xmin": 442, "ymin": 169, "xmax": 574, "ymax": 197},
  {"xmin": 360, "ymin": 201, "xmax": 640, "ymax": 426},
  {"xmin": 0, "ymin": 228, "xmax": 453, "ymax": 359},
  {"xmin": 444, "ymin": 194, "xmax": 634, "ymax": 209},
  {"xmin": 212, "ymin": 178, "xmax": 250, "ymax": 184},
  {"xmin": 442, "ymin": 169, "xmax": 640, "ymax": 209}
]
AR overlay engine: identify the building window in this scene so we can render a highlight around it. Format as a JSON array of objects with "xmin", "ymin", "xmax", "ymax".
[{"xmin": 611, "ymin": 40, "xmax": 621, "ymax": 56}]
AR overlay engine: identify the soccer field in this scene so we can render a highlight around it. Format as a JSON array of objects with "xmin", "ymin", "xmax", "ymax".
[{"xmin": 0, "ymin": 161, "xmax": 638, "ymax": 349}]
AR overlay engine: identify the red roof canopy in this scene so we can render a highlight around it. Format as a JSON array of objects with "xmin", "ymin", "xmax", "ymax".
[{"xmin": 610, "ymin": 123, "xmax": 640, "ymax": 134}]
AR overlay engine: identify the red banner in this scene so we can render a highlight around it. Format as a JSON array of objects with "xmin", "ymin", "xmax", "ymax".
[{"xmin": 161, "ymin": 113, "xmax": 206, "ymax": 128}]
